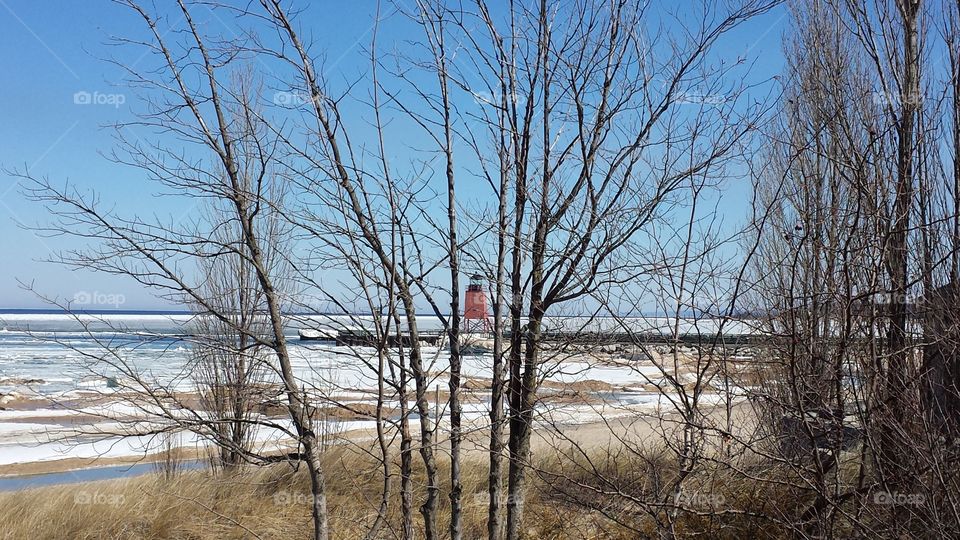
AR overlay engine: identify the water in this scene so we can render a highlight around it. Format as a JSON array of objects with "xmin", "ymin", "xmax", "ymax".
[
  {"xmin": 0, "ymin": 310, "xmax": 747, "ymax": 398},
  {"xmin": 0, "ymin": 309, "xmax": 746, "ymax": 486},
  {"xmin": 0, "ymin": 311, "xmax": 449, "ymax": 396},
  {"xmin": 0, "ymin": 459, "xmax": 206, "ymax": 491}
]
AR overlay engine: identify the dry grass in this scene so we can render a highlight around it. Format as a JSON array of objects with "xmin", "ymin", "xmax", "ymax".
[
  {"xmin": 0, "ymin": 441, "xmax": 823, "ymax": 539},
  {"xmin": 0, "ymin": 444, "xmax": 640, "ymax": 540},
  {"xmin": 0, "ymin": 405, "xmax": 789, "ymax": 539}
]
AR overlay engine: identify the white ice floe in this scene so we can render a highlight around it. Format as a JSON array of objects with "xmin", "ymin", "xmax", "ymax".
[
  {"xmin": 0, "ymin": 413, "xmax": 378, "ymax": 467},
  {"xmin": 0, "ymin": 312, "xmax": 754, "ymax": 469},
  {"xmin": 546, "ymin": 360, "xmax": 665, "ymax": 386}
]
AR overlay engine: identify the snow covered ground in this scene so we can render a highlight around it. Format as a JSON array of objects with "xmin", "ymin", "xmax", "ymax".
[{"xmin": 0, "ymin": 312, "xmax": 749, "ymax": 470}]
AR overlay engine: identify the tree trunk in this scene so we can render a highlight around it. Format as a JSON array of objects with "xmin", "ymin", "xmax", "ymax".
[
  {"xmin": 437, "ymin": 17, "xmax": 464, "ymax": 538},
  {"xmin": 240, "ymin": 208, "xmax": 329, "ymax": 540},
  {"xmin": 882, "ymin": 0, "xmax": 920, "ymax": 488},
  {"xmin": 488, "ymin": 138, "xmax": 511, "ymax": 540}
]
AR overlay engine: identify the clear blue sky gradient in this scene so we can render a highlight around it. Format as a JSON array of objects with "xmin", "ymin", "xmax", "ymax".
[{"xmin": 0, "ymin": 1, "xmax": 787, "ymax": 310}]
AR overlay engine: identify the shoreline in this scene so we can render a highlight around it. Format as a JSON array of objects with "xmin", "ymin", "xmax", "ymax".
[{"xmin": 0, "ymin": 400, "xmax": 750, "ymax": 488}]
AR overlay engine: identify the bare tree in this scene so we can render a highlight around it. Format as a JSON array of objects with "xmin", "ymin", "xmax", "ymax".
[
  {"xmin": 447, "ymin": 2, "xmax": 779, "ymax": 538},
  {"xmin": 19, "ymin": 2, "xmax": 333, "ymax": 538},
  {"xmin": 189, "ymin": 176, "xmax": 292, "ymax": 470}
]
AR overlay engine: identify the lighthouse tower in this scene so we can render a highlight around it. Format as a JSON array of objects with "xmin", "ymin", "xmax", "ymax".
[{"xmin": 463, "ymin": 274, "xmax": 491, "ymax": 333}]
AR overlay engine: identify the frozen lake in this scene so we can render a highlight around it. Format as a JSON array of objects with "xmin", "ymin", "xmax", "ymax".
[{"xmin": 0, "ymin": 311, "xmax": 752, "ymax": 473}]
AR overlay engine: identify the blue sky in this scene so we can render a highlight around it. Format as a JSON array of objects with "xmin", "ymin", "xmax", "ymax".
[{"xmin": 0, "ymin": 1, "xmax": 787, "ymax": 310}]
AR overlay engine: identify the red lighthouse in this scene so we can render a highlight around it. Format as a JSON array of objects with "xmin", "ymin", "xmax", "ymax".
[{"xmin": 463, "ymin": 274, "xmax": 491, "ymax": 333}]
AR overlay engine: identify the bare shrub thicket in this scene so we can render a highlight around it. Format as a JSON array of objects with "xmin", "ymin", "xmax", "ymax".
[{"xmin": 21, "ymin": 0, "xmax": 960, "ymax": 539}]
